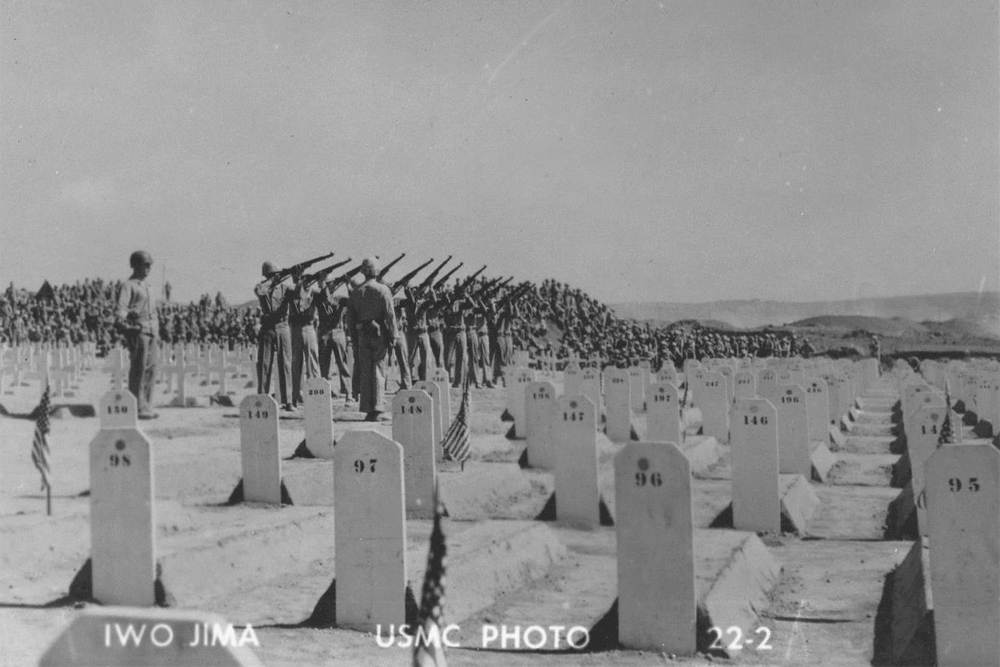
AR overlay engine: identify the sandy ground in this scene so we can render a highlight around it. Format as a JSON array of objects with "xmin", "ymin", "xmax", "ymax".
[{"xmin": 0, "ymin": 363, "xmax": 919, "ymax": 666}]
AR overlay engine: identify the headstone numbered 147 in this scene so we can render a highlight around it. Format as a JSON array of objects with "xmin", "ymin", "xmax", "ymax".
[{"xmin": 239, "ymin": 395, "xmax": 281, "ymax": 504}]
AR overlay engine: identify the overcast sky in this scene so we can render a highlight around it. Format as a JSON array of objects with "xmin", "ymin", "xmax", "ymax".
[{"xmin": 1, "ymin": 1, "xmax": 997, "ymax": 305}]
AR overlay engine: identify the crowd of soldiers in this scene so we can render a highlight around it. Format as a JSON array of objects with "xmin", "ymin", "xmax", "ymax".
[{"xmin": 0, "ymin": 279, "xmax": 257, "ymax": 351}]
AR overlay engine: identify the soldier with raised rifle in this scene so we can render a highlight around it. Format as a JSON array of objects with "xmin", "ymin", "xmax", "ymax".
[{"xmin": 255, "ymin": 260, "xmax": 293, "ymax": 409}]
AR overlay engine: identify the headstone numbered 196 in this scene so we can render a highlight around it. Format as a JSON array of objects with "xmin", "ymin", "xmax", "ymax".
[
  {"xmin": 334, "ymin": 431, "xmax": 407, "ymax": 633},
  {"xmin": 89, "ymin": 425, "xmax": 155, "ymax": 606},
  {"xmin": 239, "ymin": 395, "xmax": 281, "ymax": 504}
]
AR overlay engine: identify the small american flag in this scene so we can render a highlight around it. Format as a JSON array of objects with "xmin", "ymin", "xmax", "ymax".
[
  {"xmin": 30, "ymin": 382, "xmax": 52, "ymax": 491},
  {"xmin": 441, "ymin": 380, "xmax": 471, "ymax": 463},
  {"xmin": 413, "ymin": 489, "xmax": 448, "ymax": 667},
  {"xmin": 938, "ymin": 381, "xmax": 956, "ymax": 446}
]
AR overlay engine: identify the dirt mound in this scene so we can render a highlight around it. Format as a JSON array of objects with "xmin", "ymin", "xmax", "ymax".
[{"xmin": 790, "ymin": 315, "xmax": 928, "ymax": 336}]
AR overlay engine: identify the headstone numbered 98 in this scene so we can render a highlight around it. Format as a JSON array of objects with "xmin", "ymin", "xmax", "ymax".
[
  {"xmin": 615, "ymin": 442, "xmax": 695, "ymax": 654},
  {"xmin": 605, "ymin": 367, "xmax": 633, "ymax": 442},
  {"xmin": 392, "ymin": 390, "xmax": 436, "ymax": 518},
  {"xmin": 647, "ymin": 382, "xmax": 682, "ymax": 444},
  {"xmin": 925, "ymin": 444, "xmax": 999, "ymax": 667},
  {"xmin": 554, "ymin": 395, "xmax": 600, "ymax": 527},
  {"xmin": 239, "ymin": 395, "xmax": 281, "ymax": 504},
  {"xmin": 334, "ymin": 431, "xmax": 407, "ymax": 633},
  {"xmin": 730, "ymin": 399, "xmax": 780, "ymax": 533},
  {"xmin": 89, "ymin": 425, "xmax": 155, "ymax": 606},
  {"xmin": 304, "ymin": 378, "xmax": 335, "ymax": 459}
]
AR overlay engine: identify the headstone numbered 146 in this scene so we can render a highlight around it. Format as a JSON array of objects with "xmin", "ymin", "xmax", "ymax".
[{"xmin": 730, "ymin": 398, "xmax": 780, "ymax": 533}]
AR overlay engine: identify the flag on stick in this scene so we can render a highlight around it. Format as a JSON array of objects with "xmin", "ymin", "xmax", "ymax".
[
  {"xmin": 441, "ymin": 379, "xmax": 471, "ymax": 464},
  {"xmin": 30, "ymin": 381, "xmax": 52, "ymax": 515},
  {"xmin": 413, "ymin": 488, "xmax": 448, "ymax": 667},
  {"xmin": 938, "ymin": 381, "xmax": 956, "ymax": 446}
]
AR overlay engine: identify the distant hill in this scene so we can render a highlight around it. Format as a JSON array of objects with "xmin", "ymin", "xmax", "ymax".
[{"xmin": 613, "ymin": 292, "xmax": 1000, "ymax": 335}]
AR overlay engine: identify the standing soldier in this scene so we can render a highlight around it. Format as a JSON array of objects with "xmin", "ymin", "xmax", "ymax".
[
  {"xmin": 348, "ymin": 257, "xmax": 397, "ymax": 421},
  {"xmin": 287, "ymin": 269, "xmax": 320, "ymax": 409},
  {"xmin": 116, "ymin": 250, "xmax": 159, "ymax": 420},
  {"xmin": 315, "ymin": 277, "xmax": 352, "ymax": 399},
  {"xmin": 388, "ymin": 292, "xmax": 412, "ymax": 390},
  {"xmin": 442, "ymin": 285, "xmax": 471, "ymax": 388},
  {"xmin": 402, "ymin": 285, "xmax": 435, "ymax": 382},
  {"xmin": 255, "ymin": 261, "xmax": 293, "ymax": 410}
]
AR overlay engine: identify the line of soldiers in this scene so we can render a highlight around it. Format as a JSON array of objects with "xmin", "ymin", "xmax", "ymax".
[{"xmin": 254, "ymin": 253, "xmax": 531, "ymax": 421}]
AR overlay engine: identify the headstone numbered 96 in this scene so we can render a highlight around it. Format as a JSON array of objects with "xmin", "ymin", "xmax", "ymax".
[
  {"xmin": 239, "ymin": 395, "xmax": 281, "ymax": 504},
  {"xmin": 334, "ymin": 431, "xmax": 407, "ymax": 633}
]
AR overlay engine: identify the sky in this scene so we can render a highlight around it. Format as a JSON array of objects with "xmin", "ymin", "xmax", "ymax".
[{"xmin": 1, "ymin": 1, "xmax": 998, "ymax": 305}]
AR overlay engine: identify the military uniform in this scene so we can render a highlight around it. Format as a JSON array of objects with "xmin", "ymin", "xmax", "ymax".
[
  {"xmin": 316, "ymin": 285, "xmax": 352, "ymax": 396},
  {"xmin": 288, "ymin": 279, "xmax": 321, "ymax": 406},
  {"xmin": 255, "ymin": 277, "xmax": 293, "ymax": 407},
  {"xmin": 116, "ymin": 274, "xmax": 159, "ymax": 417},
  {"xmin": 348, "ymin": 270, "xmax": 397, "ymax": 416}
]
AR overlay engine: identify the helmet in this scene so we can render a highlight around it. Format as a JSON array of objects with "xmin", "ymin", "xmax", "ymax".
[
  {"xmin": 261, "ymin": 261, "xmax": 277, "ymax": 277},
  {"xmin": 361, "ymin": 257, "xmax": 379, "ymax": 278},
  {"xmin": 349, "ymin": 274, "xmax": 365, "ymax": 290},
  {"xmin": 129, "ymin": 250, "xmax": 153, "ymax": 269}
]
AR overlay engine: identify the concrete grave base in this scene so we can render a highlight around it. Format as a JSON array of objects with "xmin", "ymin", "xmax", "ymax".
[
  {"xmin": 873, "ymin": 539, "xmax": 935, "ymax": 666},
  {"xmin": 680, "ymin": 435, "xmax": 722, "ymax": 476},
  {"xmin": 809, "ymin": 441, "xmax": 837, "ymax": 482},
  {"xmin": 884, "ymin": 482, "xmax": 918, "ymax": 540},
  {"xmin": 891, "ymin": 451, "xmax": 911, "ymax": 488},
  {"xmin": 169, "ymin": 396, "xmax": 204, "ymax": 408},
  {"xmin": 225, "ymin": 479, "xmax": 293, "ymax": 506},
  {"xmin": 829, "ymin": 425, "xmax": 847, "ymax": 449},
  {"xmin": 711, "ymin": 475, "xmax": 819, "ymax": 535}
]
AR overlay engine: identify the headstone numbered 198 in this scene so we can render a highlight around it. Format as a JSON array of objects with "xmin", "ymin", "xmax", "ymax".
[
  {"xmin": 730, "ymin": 399, "xmax": 780, "ymax": 533},
  {"xmin": 525, "ymin": 381, "xmax": 557, "ymax": 469},
  {"xmin": 334, "ymin": 431, "xmax": 407, "ymax": 633},
  {"xmin": 89, "ymin": 425, "xmax": 155, "ymax": 606},
  {"xmin": 239, "ymin": 395, "xmax": 281, "ymax": 504},
  {"xmin": 615, "ymin": 442, "xmax": 695, "ymax": 653},
  {"xmin": 925, "ymin": 444, "xmax": 999, "ymax": 667},
  {"xmin": 605, "ymin": 368, "xmax": 633, "ymax": 442}
]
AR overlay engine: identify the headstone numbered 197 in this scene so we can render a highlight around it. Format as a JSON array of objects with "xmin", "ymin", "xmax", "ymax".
[
  {"xmin": 647, "ymin": 382, "xmax": 682, "ymax": 444},
  {"xmin": 334, "ymin": 431, "xmax": 407, "ymax": 633},
  {"xmin": 239, "ymin": 395, "xmax": 281, "ymax": 504},
  {"xmin": 89, "ymin": 425, "xmax": 155, "ymax": 606}
]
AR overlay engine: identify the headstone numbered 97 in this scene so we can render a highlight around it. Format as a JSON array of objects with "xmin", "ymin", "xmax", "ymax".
[
  {"xmin": 525, "ymin": 381, "xmax": 556, "ymax": 469},
  {"xmin": 925, "ymin": 444, "xmax": 999, "ymax": 667},
  {"xmin": 239, "ymin": 395, "xmax": 281, "ymax": 505},
  {"xmin": 554, "ymin": 395, "xmax": 600, "ymax": 526},
  {"xmin": 615, "ymin": 442, "xmax": 695, "ymax": 654},
  {"xmin": 304, "ymin": 378, "xmax": 335, "ymax": 459},
  {"xmin": 392, "ymin": 390, "xmax": 436, "ymax": 518},
  {"xmin": 334, "ymin": 431, "xmax": 407, "ymax": 633},
  {"xmin": 99, "ymin": 390, "xmax": 138, "ymax": 430},
  {"xmin": 605, "ymin": 368, "xmax": 633, "ymax": 442},
  {"xmin": 89, "ymin": 425, "xmax": 155, "ymax": 606},
  {"xmin": 730, "ymin": 399, "xmax": 780, "ymax": 533},
  {"xmin": 647, "ymin": 382, "xmax": 682, "ymax": 444}
]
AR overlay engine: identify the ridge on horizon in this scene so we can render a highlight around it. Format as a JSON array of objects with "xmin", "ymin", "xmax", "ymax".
[{"xmin": 614, "ymin": 290, "xmax": 1000, "ymax": 308}]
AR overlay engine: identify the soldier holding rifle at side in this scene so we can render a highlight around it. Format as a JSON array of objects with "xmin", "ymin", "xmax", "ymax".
[
  {"xmin": 348, "ymin": 257, "xmax": 397, "ymax": 421},
  {"xmin": 116, "ymin": 250, "xmax": 159, "ymax": 420}
]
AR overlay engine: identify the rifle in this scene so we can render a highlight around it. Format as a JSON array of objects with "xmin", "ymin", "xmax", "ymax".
[
  {"xmin": 391, "ymin": 257, "xmax": 435, "ymax": 295},
  {"xmin": 326, "ymin": 262, "xmax": 366, "ymax": 292},
  {"xmin": 455, "ymin": 265, "xmax": 487, "ymax": 293},
  {"xmin": 377, "ymin": 252, "xmax": 406, "ymax": 281},
  {"xmin": 256, "ymin": 251, "xmax": 334, "ymax": 289},
  {"xmin": 498, "ymin": 282, "xmax": 533, "ymax": 308},
  {"xmin": 300, "ymin": 257, "xmax": 352, "ymax": 289},
  {"xmin": 432, "ymin": 262, "xmax": 463, "ymax": 291},
  {"xmin": 416, "ymin": 256, "xmax": 452, "ymax": 293},
  {"xmin": 472, "ymin": 276, "xmax": 511, "ymax": 300}
]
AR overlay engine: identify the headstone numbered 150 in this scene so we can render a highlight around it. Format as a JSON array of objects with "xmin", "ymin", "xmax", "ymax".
[
  {"xmin": 334, "ymin": 431, "xmax": 407, "ymax": 633},
  {"xmin": 615, "ymin": 442, "xmax": 695, "ymax": 654},
  {"xmin": 99, "ymin": 390, "xmax": 138, "ymax": 430},
  {"xmin": 239, "ymin": 395, "xmax": 281, "ymax": 504},
  {"xmin": 89, "ymin": 425, "xmax": 155, "ymax": 606}
]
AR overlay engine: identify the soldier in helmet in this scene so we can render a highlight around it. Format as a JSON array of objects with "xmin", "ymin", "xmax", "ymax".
[
  {"xmin": 255, "ymin": 261, "xmax": 293, "ymax": 409},
  {"xmin": 116, "ymin": 250, "xmax": 159, "ymax": 419},
  {"xmin": 347, "ymin": 257, "xmax": 397, "ymax": 421}
]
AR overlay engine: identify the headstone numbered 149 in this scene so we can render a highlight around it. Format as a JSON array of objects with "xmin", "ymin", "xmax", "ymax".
[{"xmin": 239, "ymin": 395, "xmax": 281, "ymax": 505}]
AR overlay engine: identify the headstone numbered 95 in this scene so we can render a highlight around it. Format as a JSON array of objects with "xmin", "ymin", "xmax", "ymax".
[
  {"xmin": 615, "ymin": 442, "xmax": 695, "ymax": 654},
  {"xmin": 334, "ymin": 431, "xmax": 407, "ymax": 633},
  {"xmin": 730, "ymin": 399, "xmax": 780, "ymax": 533},
  {"xmin": 925, "ymin": 444, "xmax": 999, "ymax": 667},
  {"xmin": 89, "ymin": 425, "xmax": 155, "ymax": 606},
  {"xmin": 239, "ymin": 395, "xmax": 281, "ymax": 505}
]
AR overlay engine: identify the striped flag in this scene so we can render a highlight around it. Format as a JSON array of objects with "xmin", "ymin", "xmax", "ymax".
[
  {"xmin": 938, "ymin": 381, "xmax": 956, "ymax": 446},
  {"xmin": 441, "ymin": 380, "xmax": 471, "ymax": 463},
  {"xmin": 413, "ymin": 489, "xmax": 448, "ymax": 667},
  {"xmin": 30, "ymin": 382, "xmax": 52, "ymax": 491}
]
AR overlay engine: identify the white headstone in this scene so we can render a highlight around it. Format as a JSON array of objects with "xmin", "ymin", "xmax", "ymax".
[
  {"xmin": 304, "ymin": 378, "xmax": 335, "ymax": 459},
  {"xmin": 659, "ymin": 364, "xmax": 678, "ymax": 386},
  {"xmin": 909, "ymin": 398, "xmax": 948, "ymax": 536},
  {"xmin": 647, "ymin": 382, "xmax": 682, "ymax": 444},
  {"xmin": 730, "ymin": 399, "xmax": 780, "ymax": 533},
  {"xmin": 392, "ymin": 390, "xmax": 436, "ymax": 518},
  {"xmin": 429, "ymin": 368, "xmax": 451, "ymax": 425},
  {"xmin": 615, "ymin": 442, "xmax": 695, "ymax": 653},
  {"xmin": 507, "ymin": 368, "xmax": 536, "ymax": 439},
  {"xmin": 775, "ymin": 385, "xmax": 810, "ymax": 476},
  {"xmin": 89, "ymin": 427, "xmax": 155, "ymax": 606},
  {"xmin": 699, "ymin": 371, "xmax": 730, "ymax": 441},
  {"xmin": 580, "ymin": 367, "xmax": 602, "ymax": 412},
  {"xmin": 525, "ymin": 381, "xmax": 556, "ymax": 469},
  {"xmin": 804, "ymin": 378, "xmax": 830, "ymax": 443},
  {"xmin": 334, "ymin": 431, "xmax": 407, "ymax": 633},
  {"xmin": 605, "ymin": 368, "xmax": 633, "ymax": 442},
  {"xmin": 239, "ymin": 395, "xmax": 281, "ymax": 504},
  {"xmin": 563, "ymin": 362, "xmax": 582, "ymax": 397},
  {"xmin": 554, "ymin": 395, "xmax": 600, "ymax": 527},
  {"xmin": 99, "ymin": 390, "xmax": 138, "ymax": 430},
  {"xmin": 756, "ymin": 369, "xmax": 778, "ymax": 403},
  {"xmin": 734, "ymin": 371, "xmax": 755, "ymax": 400},
  {"xmin": 413, "ymin": 380, "xmax": 442, "ymax": 460},
  {"xmin": 627, "ymin": 367, "xmax": 645, "ymax": 412},
  {"xmin": 925, "ymin": 444, "xmax": 999, "ymax": 667}
]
